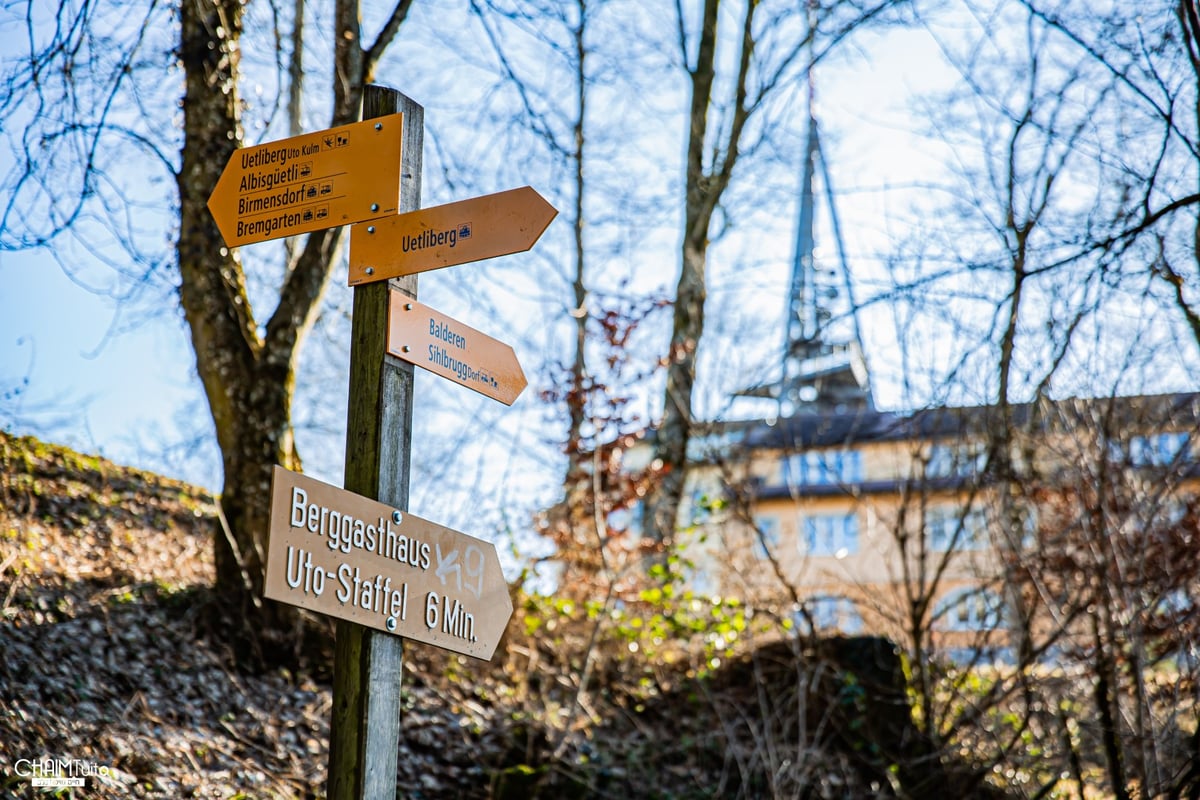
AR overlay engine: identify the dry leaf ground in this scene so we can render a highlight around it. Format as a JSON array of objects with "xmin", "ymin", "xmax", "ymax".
[{"xmin": 0, "ymin": 434, "xmax": 507, "ymax": 799}]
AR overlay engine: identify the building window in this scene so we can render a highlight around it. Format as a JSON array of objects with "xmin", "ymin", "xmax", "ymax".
[
  {"xmin": 926, "ymin": 442, "xmax": 986, "ymax": 479},
  {"xmin": 753, "ymin": 515, "xmax": 781, "ymax": 559},
  {"xmin": 687, "ymin": 485, "xmax": 723, "ymax": 525},
  {"xmin": 784, "ymin": 448, "xmax": 863, "ymax": 487},
  {"xmin": 943, "ymin": 646, "xmax": 1015, "ymax": 666},
  {"xmin": 689, "ymin": 565, "xmax": 717, "ymax": 597},
  {"xmin": 687, "ymin": 430, "xmax": 738, "ymax": 461},
  {"xmin": 797, "ymin": 595, "xmax": 863, "ymax": 634},
  {"xmin": 991, "ymin": 504, "xmax": 1039, "ymax": 550},
  {"xmin": 1019, "ymin": 505, "xmax": 1038, "ymax": 549},
  {"xmin": 934, "ymin": 587, "xmax": 1005, "ymax": 632},
  {"xmin": 1153, "ymin": 587, "xmax": 1195, "ymax": 624},
  {"xmin": 606, "ymin": 503, "xmax": 642, "ymax": 537},
  {"xmin": 1154, "ymin": 589, "xmax": 1199, "ymax": 668},
  {"xmin": 799, "ymin": 512, "xmax": 858, "ymax": 557},
  {"xmin": 926, "ymin": 506, "xmax": 987, "ymax": 551},
  {"xmin": 1127, "ymin": 432, "xmax": 1192, "ymax": 467}
]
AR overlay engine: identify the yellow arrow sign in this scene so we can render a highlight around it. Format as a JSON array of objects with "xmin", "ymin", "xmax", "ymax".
[
  {"xmin": 207, "ymin": 114, "xmax": 404, "ymax": 248},
  {"xmin": 348, "ymin": 186, "xmax": 557, "ymax": 285},
  {"xmin": 387, "ymin": 291, "xmax": 527, "ymax": 405},
  {"xmin": 265, "ymin": 466, "xmax": 513, "ymax": 661}
]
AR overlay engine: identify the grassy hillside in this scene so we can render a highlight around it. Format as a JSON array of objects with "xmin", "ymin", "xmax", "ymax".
[{"xmin": 1, "ymin": 433, "xmax": 330, "ymax": 796}]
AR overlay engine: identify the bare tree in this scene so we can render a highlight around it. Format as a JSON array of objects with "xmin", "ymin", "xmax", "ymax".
[
  {"xmin": 862, "ymin": 1, "xmax": 1200, "ymax": 794},
  {"xmin": 644, "ymin": 0, "xmax": 899, "ymax": 547},
  {"xmin": 2, "ymin": 0, "xmax": 415, "ymax": 642}
]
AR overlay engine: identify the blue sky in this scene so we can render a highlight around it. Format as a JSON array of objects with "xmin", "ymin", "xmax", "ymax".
[
  {"xmin": 0, "ymin": 18, "xmax": 958, "ymax": 496},
  {"xmin": 0, "ymin": 246, "xmax": 210, "ymax": 484},
  {"xmin": 12, "ymin": 7, "xmax": 1170, "ymax": 507}
]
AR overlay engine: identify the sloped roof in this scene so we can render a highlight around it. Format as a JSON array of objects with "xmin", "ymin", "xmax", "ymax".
[{"xmin": 737, "ymin": 392, "xmax": 1200, "ymax": 451}]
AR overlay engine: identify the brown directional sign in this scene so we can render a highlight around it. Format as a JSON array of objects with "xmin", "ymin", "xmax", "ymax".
[
  {"xmin": 386, "ymin": 291, "xmax": 527, "ymax": 405},
  {"xmin": 207, "ymin": 114, "xmax": 404, "ymax": 248},
  {"xmin": 347, "ymin": 186, "xmax": 557, "ymax": 285},
  {"xmin": 264, "ymin": 466, "xmax": 513, "ymax": 660}
]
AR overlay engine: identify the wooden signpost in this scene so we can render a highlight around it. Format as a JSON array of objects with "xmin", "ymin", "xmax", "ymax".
[
  {"xmin": 207, "ymin": 114, "xmax": 404, "ymax": 248},
  {"xmin": 386, "ymin": 292, "xmax": 527, "ymax": 405},
  {"xmin": 347, "ymin": 186, "xmax": 556, "ymax": 284},
  {"xmin": 265, "ymin": 466, "xmax": 512, "ymax": 660},
  {"xmin": 208, "ymin": 84, "xmax": 554, "ymax": 799}
]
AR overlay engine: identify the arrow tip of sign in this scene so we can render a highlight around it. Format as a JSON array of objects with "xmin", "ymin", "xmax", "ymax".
[{"xmin": 525, "ymin": 186, "xmax": 558, "ymax": 224}]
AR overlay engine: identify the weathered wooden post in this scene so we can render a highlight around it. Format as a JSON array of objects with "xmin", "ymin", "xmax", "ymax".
[{"xmin": 327, "ymin": 84, "xmax": 422, "ymax": 800}]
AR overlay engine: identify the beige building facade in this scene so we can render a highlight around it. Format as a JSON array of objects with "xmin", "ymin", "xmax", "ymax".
[{"xmin": 669, "ymin": 393, "xmax": 1200, "ymax": 663}]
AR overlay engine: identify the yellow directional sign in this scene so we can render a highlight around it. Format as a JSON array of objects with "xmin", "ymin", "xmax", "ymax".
[
  {"xmin": 264, "ymin": 466, "xmax": 513, "ymax": 661},
  {"xmin": 207, "ymin": 114, "xmax": 404, "ymax": 248},
  {"xmin": 386, "ymin": 291, "xmax": 527, "ymax": 405},
  {"xmin": 348, "ymin": 186, "xmax": 557, "ymax": 285}
]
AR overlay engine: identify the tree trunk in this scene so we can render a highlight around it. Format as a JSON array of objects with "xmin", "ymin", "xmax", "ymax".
[
  {"xmin": 178, "ymin": 0, "xmax": 275, "ymax": 609},
  {"xmin": 647, "ymin": 238, "xmax": 708, "ymax": 545},
  {"xmin": 174, "ymin": 0, "xmax": 410, "ymax": 651},
  {"xmin": 644, "ymin": 0, "xmax": 743, "ymax": 547},
  {"xmin": 566, "ymin": 1, "xmax": 589, "ymax": 481},
  {"xmin": 177, "ymin": 0, "xmax": 349, "ymax": 644}
]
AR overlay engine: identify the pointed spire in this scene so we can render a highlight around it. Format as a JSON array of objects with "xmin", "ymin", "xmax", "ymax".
[
  {"xmin": 786, "ymin": 102, "xmax": 821, "ymax": 356},
  {"xmin": 733, "ymin": 6, "xmax": 873, "ymax": 416},
  {"xmin": 778, "ymin": 22, "xmax": 872, "ymax": 415}
]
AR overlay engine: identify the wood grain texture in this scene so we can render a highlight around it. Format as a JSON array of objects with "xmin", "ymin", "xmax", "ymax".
[{"xmin": 329, "ymin": 84, "xmax": 423, "ymax": 800}]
